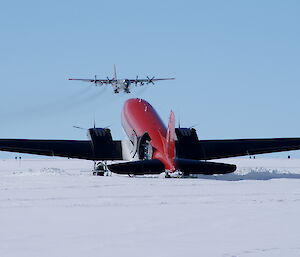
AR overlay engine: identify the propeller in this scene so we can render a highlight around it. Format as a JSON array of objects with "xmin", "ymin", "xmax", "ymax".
[
  {"xmin": 73, "ymin": 126, "xmax": 87, "ymax": 130},
  {"xmin": 147, "ymin": 76, "xmax": 155, "ymax": 85},
  {"xmin": 135, "ymin": 76, "xmax": 139, "ymax": 86},
  {"xmin": 107, "ymin": 76, "xmax": 112, "ymax": 84},
  {"xmin": 189, "ymin": 123, "xmax": 200, "ymax": 129},
  {"xmin": 94, "ymin": 75, "xmax": 97, "ymax": 86}
]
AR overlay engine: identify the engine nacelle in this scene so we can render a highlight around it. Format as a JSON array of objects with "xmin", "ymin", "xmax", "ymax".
[
  {"xmin": 88, "ymin": 128, "xmax": 113, "ymax": 144},
  {"xmin": 87, "ymin": 128, "xmax": 121, "ymax": 159},
  {"xmin": 175, "ymin": 128, "xmax": 199, "ymax": 142},
  {"xmin": 175, "ymin": 128, "xmax": 201, "ymax": 159}
]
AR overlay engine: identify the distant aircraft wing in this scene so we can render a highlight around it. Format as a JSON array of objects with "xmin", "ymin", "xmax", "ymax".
[
  {"xmin": 0, "ymin": 139, "xmax": 123, "ymax": 160},
  {"xmin": 129, "ymin": 78, "xmax": 175, "ymax": 84},
  {"xmin": 176, "ymin": 138, "xmax": 300, "ymax": 160},
  {"xmin": 68, "ymin": 78, "xmax": 112, "ymax": 84},
  {"xmin": 151, "ymin": 78, "xmax": 176, "ymax": 81}
]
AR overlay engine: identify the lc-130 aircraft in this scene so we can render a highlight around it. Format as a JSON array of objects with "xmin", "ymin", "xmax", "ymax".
[
  {"xmin": 1, "ymin": 98, "xmax": 300, "ymax": 177},
  {"xmin": 69, "ymin": 65, "xmax": 175, "ymax": 94}
]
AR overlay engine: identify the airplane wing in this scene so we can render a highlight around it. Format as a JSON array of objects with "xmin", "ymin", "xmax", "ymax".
[
  {"xmin": 68, "ymin": 78, "xmax": 112, "ymax": 84},
  {"xmin": 128, "ymin": 78, "xmax": 175, "ymax": 84},
  {"xmin": 151, "ymin": 78, "xmax": 176, "ymax": 81},
  {"xmin": 176, "ymin": 138, "xmax": 300, "ymax": 160},
  {"xmin": 0, "ymin": 139, "xmax": 123, "ymax": 160}
]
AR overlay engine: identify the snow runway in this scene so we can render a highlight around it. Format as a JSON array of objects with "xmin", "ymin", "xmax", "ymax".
[{"xmin": 1, "ymin": 159, "xmax": 300, "ymax": 257}]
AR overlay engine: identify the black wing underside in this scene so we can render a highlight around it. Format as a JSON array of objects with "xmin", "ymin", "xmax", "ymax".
[
  {"xmin": 0, "ymin": 139, "xmax": 123, "ymax": 160},
  {"xmin": 176, "ymin": 138, "xmax": 300, "ymax": 160},
  {"xmin": 1, "ymin": 138, "xmax": 300, "ymax": 161}
]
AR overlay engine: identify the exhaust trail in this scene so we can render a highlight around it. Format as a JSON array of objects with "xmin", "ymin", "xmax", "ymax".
[
  {"xmin": 33, "ymin": 86, "xmax": 107, "ymax": 117},
  {"xmin": 72, "ymin": 86, "xmax": 107, "ymax": 106},
  {"xmin": 134, "ymin": 85, "xmax": 149, "ymax": 97},
  {"xmin": 0, "ymin": 86, "xmax": 104, "ymax": 125},
  {"xmin": 2, "ymin": 84, "xmax": 125, "ymax": 128}
]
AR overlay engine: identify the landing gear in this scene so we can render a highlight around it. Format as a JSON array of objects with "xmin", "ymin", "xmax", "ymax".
[
  {"xmin": 93, "ymin": 171, "xmax": 105, "ymax": 176},
  {"xmin": 165, "ymin": 170, "xmax": 184, "ymax": 178},
  {"xmin": 139, "ymin": 140, "xmax": 153, "ymax": 160},
  {"xmin": 92, "ymin": 161, "xmax": 111, "ymax": 176}
]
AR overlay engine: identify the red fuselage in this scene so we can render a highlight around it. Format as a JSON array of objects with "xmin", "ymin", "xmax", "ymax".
[{"xmin": 122, "ymin": 98, "xmax": 175, "ymax": 171}]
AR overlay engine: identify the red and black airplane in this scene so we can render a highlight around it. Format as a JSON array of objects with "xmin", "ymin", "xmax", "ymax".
[{"xmin": 1, "ymin": 98, "xmax": 300, "ymax": 177}]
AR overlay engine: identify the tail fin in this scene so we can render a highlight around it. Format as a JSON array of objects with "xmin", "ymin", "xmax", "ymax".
[
  {"xmin": 165, "ymin": 111, "xmax": 175, "ymax": 170},
  {"xmin": 113, "ymin": 64, "xmax": 117, "ymax": 80}
]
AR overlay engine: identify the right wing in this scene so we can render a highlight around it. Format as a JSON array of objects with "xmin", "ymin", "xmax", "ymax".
[
  {"xmin": 176, "ymin": 138, "xmax": 300, "ymax": 160},
  {"xmin": 128, "ymin": 78, "xmax": 175, "ymax": 84},
  {"xmin": 0, "ymin": 139, "xmax": 123, "ymax": 160}
]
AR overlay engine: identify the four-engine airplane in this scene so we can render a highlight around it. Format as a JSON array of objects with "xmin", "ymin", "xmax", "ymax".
[
  {"xmin": 1, "ymin": 98, "xmax": 300, "ymax": 177},
  {"xmin": 69, "ymin": 66, "xmax": 175, "ymax": 94}
]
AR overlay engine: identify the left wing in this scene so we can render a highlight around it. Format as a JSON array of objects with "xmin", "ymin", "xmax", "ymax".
[
  {"xmin": 68, "ymin": 78, "xmax": 113, "ymax": 85},
  {"xmin": 0, "ymin": 139, "xmax": 123, "ymax": 160}
]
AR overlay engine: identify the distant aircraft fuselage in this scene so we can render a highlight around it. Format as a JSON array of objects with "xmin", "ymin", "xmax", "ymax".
[{"xmin": 69, "ymin": 65, "xmax": 175, "ymax": 94}]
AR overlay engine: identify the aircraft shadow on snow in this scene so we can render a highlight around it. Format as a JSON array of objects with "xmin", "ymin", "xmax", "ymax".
[{"xmin": 195, "ymin": 170, "xmax": 300, "ymax": 181}]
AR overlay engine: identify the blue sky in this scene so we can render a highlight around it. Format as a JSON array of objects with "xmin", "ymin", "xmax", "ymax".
[{"xmin": 0, "ymin": 0, "xmax": 300, "ymax": 158}]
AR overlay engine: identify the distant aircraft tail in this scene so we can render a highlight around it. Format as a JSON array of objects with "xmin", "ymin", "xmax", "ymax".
[{"xmin": 113, "ymin": 64, "xmax": 117, "ymax": 80}]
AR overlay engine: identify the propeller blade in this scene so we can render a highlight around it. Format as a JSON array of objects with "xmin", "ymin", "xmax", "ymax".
[
  {"xmin": 73, "ymin": 126, "xmax": 86, "ymax": 130},
  {"xmin": 189, "ymin": 123, "xmax": 200, "ymax": 129},
  {"xmin": 147, "ymin": 76, "xmax": 155, "ymax": 85},
  {"xmin": 151, "ymin": 76, "xmax": 155, "ymax": 84},
  {"xmin": 135, "ymin": 76, "xmax": 139, "ymax": 86}
]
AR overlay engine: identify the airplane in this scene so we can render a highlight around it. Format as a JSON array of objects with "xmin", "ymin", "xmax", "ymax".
[
  {"xmin": 1, "ymin": 98, "xmax": 300, "ymax": 177},
  {"xmin": 69, "ymin": 65, "xmax": 175, "ymax": 94}
]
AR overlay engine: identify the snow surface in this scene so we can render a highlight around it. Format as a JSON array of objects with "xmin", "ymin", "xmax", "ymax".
[{"xmin": 1, "ymin": 158, "xmax": 300, "ymax": 257}]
